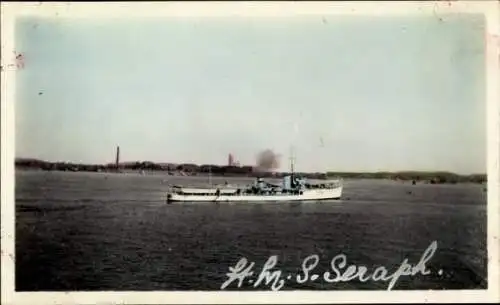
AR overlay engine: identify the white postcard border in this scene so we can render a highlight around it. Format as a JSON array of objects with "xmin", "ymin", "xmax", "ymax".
[{"xmin": 1, "ymin": 1, "xmax": 499, "ymax": 304}]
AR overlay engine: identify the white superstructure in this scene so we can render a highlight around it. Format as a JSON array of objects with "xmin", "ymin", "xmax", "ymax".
[{"xmin": 166, "ymin": 177, "xmax": 343, "ymax": 203}]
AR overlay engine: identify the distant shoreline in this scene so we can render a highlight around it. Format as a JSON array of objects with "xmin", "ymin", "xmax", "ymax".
[{"xmin": 15, "ymin": 158, "xmax": 486, "ymax": 185}]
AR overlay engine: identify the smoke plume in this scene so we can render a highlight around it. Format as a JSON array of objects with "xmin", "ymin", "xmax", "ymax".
[{"xmin": 255, "ymin": 149, "xmax": 281, "ymax": 172}]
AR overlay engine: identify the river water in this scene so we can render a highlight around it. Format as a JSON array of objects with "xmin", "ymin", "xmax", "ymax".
[{"xmin": 15, "ymin": 170, "xmax": 487, "ymax": 290}]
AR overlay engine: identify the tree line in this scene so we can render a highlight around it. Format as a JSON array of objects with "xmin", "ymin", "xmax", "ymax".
[{"xmin": 15, "ymin": 158, "xmax": 486, "ymax": 184}]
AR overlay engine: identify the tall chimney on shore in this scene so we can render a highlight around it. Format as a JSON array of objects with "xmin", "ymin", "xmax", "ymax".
[{"xmin": 115, "ymin": 146, "xmax": 120, "ymax": 169}]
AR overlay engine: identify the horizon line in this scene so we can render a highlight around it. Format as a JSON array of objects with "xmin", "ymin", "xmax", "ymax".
[{"xmin": 14, "ymin": 156, "xmax": 486, "ymax": 176}]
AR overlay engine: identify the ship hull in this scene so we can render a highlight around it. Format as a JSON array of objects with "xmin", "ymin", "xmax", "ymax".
[{"xmin": 166, "ymin": 187, "xmax": 342, "ymax": 203}]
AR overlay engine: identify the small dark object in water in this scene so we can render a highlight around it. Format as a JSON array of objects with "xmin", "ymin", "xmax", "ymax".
[
  {"xmin": 412, "ymin": 180, "xmax": 416, "ymax": 185},
  {"xmin": 407, "ymin": 191, "xmax": 413, "ymax": 195}
]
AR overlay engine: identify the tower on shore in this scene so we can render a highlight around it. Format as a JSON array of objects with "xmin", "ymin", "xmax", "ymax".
[{"xmin": 115, "ymin": 146, "xmax": 120, "ymax": 169}]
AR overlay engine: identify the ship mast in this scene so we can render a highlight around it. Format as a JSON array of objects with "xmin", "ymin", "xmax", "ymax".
[
  {"xmin": 290, "ymin": 146, "xmax": 296, "ymax": 186},
  {"xmin": 290, "ymin": 121, "xmax": 298, "ymax": 186}
]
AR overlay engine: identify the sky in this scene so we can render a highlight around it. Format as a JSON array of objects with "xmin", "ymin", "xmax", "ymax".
[{"xmin": 15, "ymin": 14, "xmax": 486, "ymax": 174}]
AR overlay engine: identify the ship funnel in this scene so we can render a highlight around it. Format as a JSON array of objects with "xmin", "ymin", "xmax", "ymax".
[{"xmin": 283, "ymin": 175, "xmax": 292, "ymax": 190}]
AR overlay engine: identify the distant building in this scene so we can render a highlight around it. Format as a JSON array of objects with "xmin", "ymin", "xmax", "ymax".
[{"xmin": 227, "ymin": 153, "xmax": 241, "ymax": 166}]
